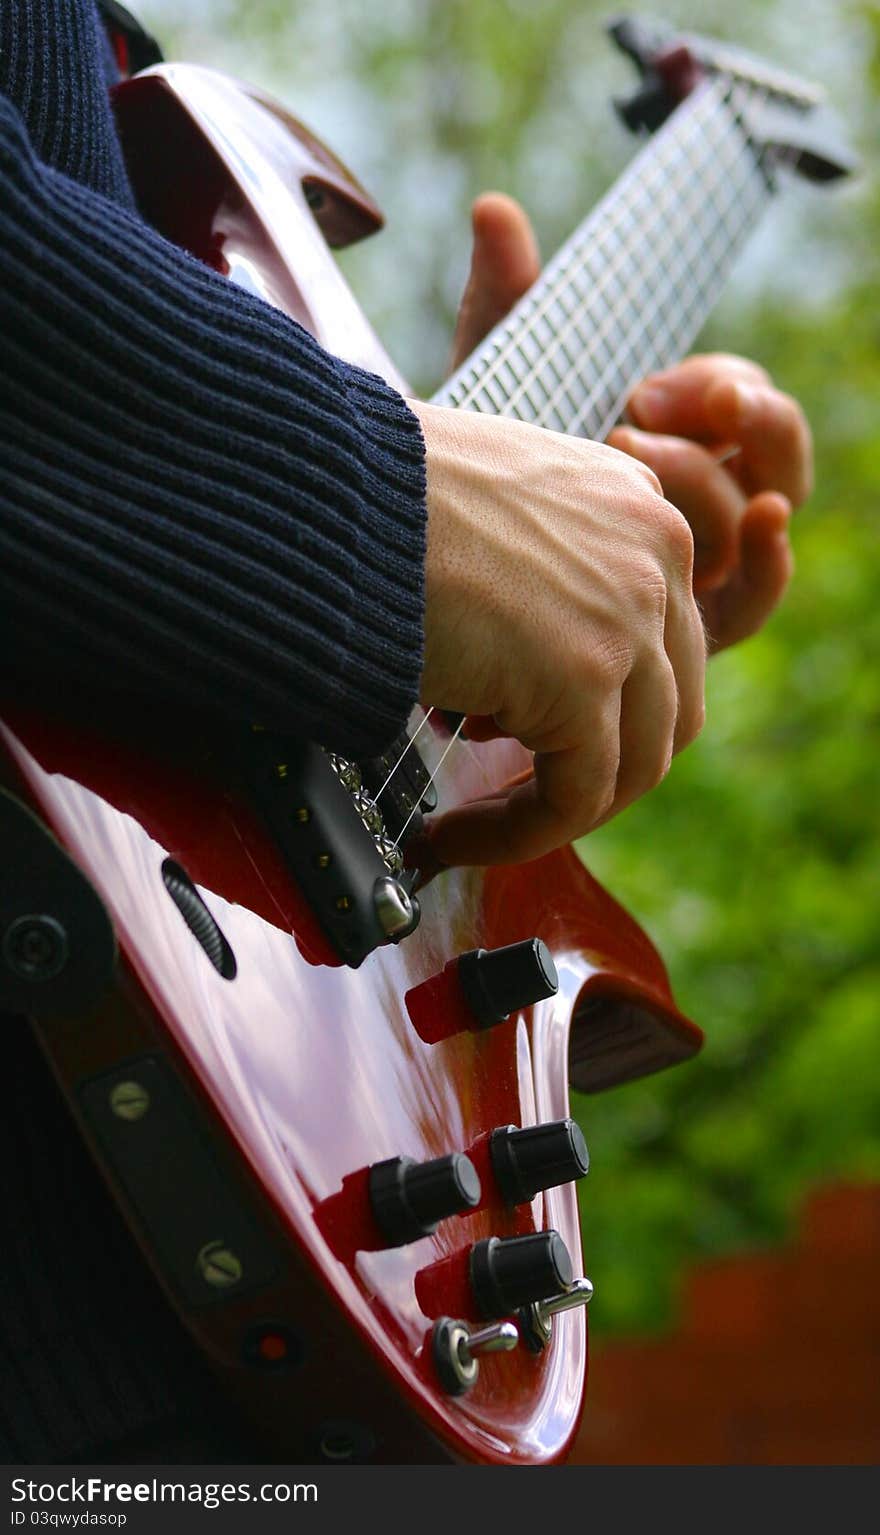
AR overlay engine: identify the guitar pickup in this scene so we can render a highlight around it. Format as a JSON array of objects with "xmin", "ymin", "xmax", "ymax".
[
  {"xmin": 360, "ymin": 726, "xmax": 438, "ymax": 840},
  {"xmin": 242, "ymin": 728, "xmax": 431, "ymax": 968}
]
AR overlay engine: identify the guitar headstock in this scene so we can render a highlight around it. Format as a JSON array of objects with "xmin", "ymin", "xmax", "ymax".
[{"xmin": 609, "ymin": 12, "xmax": 859, "ymax": 183}]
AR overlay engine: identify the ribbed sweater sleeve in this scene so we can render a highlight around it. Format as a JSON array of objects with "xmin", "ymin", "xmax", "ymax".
[{"xmin": 0, "ymin": 6, "xmax": 427, "ymax": 759}]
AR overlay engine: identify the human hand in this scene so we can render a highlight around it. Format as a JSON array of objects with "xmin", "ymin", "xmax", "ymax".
[
  {"xmin": 411, "ymin": 397, "xmax": 705, "ymax": 867},
  {"xmin": 450, "ymin": 194, "xmax": 810, "ymax": 653},
  {"xmin": 609, "ymin": 355, "xmax": 809, "ymax": 651}
]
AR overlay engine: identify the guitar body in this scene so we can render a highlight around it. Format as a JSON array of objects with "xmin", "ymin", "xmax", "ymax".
[{"xmin": 8, "ymin": 26, "xmax": 851, "ymax": 1460}]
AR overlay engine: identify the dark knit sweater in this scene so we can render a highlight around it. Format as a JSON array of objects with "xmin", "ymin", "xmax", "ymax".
[
  {"xmin": 1, "ymin": 0, "xmax": 427, "ymax": 1463},
  {"xmin": 1, "ymin": 0, "xmax": 427, "ymax": 759}
]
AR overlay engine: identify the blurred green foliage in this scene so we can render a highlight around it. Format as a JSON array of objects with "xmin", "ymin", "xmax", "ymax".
[
  {"xmin": 143, "ymin": 0, "xmax": 879, "ymax": 1334},
  {"xmin": 575, "ymin": 4, "xmax": 880, "ymax": 1332}
]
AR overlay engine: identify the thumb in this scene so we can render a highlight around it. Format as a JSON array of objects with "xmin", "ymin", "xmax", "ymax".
[{"xmin": 448, "ymin": 192, "xmax": 541, "ymax": 373}]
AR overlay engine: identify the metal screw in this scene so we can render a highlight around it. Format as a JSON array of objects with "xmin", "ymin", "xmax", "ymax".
[
  {"xmin": 2, "ymin": 914, "xmax": 69, "ymax": 982},
  {"xmin": 197, "ymin": 1241, "xmax": 243, "ymax": 1289},
  {"xmin": 109, "ymin": 1080, "xmax": 151, "ymax": 1122},
  {"xmin": 373, "ymin": 877, "xmax": 415, "ymax": 938}
]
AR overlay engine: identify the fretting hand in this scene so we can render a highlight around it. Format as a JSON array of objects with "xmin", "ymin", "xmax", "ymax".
[{"xmin": 450, "ymin": 192, "xmax": 811, "ymax": 654}]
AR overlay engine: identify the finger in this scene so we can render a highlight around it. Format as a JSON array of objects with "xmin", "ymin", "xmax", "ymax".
[
  {"xmin": 603, "ymin": 651, "xmax": 679, "ymax": 817},
  {"xmin": 608, "ymin": 425, "xmax": 744, "ymax": 591},
  {"xmin": 461, "ymin": 712, "xmax": 510, "ymax": 743},
  {"xmin": 627, "ymin": 353, "xmax": 770, "ymax": 440},
  {"xmin": 700, "ymin": 378, "xmax": 813, "ymax": 505},
  {"xmin": 702, "ymin": 493, "xmax": 793, "ymax": 653},
  {"xmin": 627, "ymin": 358, "xmax": 812, "ymax": 507},
  {"xmin": 661, "ymin": 553, "xmax": 707, "ymax": 753},
  {"xmin": 449, "ymin": 192, "xmax": 541, "ymax": 371},
  {"xmin": 427, "ymin": 696, "xmax": 621, "ymax": 866}
]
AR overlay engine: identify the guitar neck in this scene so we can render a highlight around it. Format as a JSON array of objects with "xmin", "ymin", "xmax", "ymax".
[{"xmin": 433, "ymin": 74, "xmax": 774, "ymax": 437}]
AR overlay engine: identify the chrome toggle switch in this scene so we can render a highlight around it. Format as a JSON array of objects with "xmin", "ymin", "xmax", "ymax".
[
  {"xmin": 431, "ymin": 1317, "xmax": 519, "ymax": 1396},
  {"xmin": 518, "ymin": 1276, "xmax": 594, "ymax": 1352}
]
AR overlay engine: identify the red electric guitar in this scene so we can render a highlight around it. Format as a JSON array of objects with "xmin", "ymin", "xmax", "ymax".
[{"xmin": 0, "ymin": 16, "xmax": 853, "ymax": 1464}]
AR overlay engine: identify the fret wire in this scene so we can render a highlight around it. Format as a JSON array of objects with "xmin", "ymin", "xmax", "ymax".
[
  {"xmin": 547, "ymin": 94, "xmax": 765, "ymax": 429},
  {"xmin": 476, "ymin": 102, "xmax": 754, "ymax": 429},
  {"xmin": 575, "ymin": 119, "xmax": 772, "ymax": 440},
  {"xmin": 534, "ymin": 107, "xmax": 729, "ymax": 427},
  {"xmin": 534, "ymin": 90, "xmax": 766, "ymax": 433},
  {"xmin": 509, "ymin": 83, "xmax": 734, "ymax": 392},
  {"xmin": 590, "ymin": 125, "xmax": 775, "ymax": 440},
  {"xmin": 437, "ymin": 75, "xmax": 774, "ymax": 437},
  {"xmin": 439, "ymin": 77, "xmax": 737, "ymax": 414},
  {"xmin": 591, "ymin": 169, "xmax": 769, "ymax": 439},
  {"xmin": 464, "ymin": 126, "xmax": 697, "ymax": 421},
  {"xmin": 437, "ymin": 80, "xmax": 723, "ymax": 411},
  {"xmin": 537, "ymin": 90, "xmax": 768, "ymax": 434}
]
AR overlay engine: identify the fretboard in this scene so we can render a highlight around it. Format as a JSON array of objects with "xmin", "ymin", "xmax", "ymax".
[{"xmin": 433, "ymin": 74, "xmax": 774, "ymax": 438}]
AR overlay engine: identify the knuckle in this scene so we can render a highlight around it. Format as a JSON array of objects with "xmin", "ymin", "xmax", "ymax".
[
  {"xmin": 627, "ymin": 459, "xmax": 664, "ymax": 498},
  {"xmin": 627, "ymin": 556, "xmax": 668, "ymax": 621},
  {"xmin": 583, "ymin": 634, "xmax": 631, "ymax": 695},
  {"xmin": 707, "ymin": 350, "xmax": 772, "ymax": 385},
  {"xmin": 658, "ymin": 502, "xmax": 695, "ymax": 574}
]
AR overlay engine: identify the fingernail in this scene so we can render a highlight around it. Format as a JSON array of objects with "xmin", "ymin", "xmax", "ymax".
[
  {"xmin": 630, "ymin": 382, "xmax": 668, "ymax": 428},
  {"xmin": 732, "ymin": 381, "xmax": 762, "ymax": 424},
  {"xmin": 610, "ymin": 425, "xmax": 649, "ymax": 451}
]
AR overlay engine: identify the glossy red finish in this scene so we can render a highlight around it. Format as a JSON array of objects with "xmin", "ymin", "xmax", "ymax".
[{"xmin": 2, "ymin": 66, "xmax": 703, "ymax": 1464}]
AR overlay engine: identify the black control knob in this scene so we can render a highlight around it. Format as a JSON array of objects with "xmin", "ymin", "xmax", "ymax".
[
  {"xmin": 490, "ymin": 1119, "xmax": 590, "ymax": 1205},
  {"xmin": 470, "ymin": 1230, "xmax": 573, "ymax": 1319},
  {"xmin": 457, "ymin": 939, "xmax": 558, "ymax": 1029},
  {"xmin": 369, "ymin": 1153, "xmax": 481, "ymax": 1247}
]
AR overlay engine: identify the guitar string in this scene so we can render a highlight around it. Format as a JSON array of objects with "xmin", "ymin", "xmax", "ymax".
[
  {"xmin": 477, "ymin": 87, "xmax": 736, "ymax": 421},
  {"xmin": 469, "ymin": 85, "xmax": 759, "ymax": 431},
  {"xmin": 441, "ymin": 76, "xmax": 769, "ymax": 432},
  {"xmin": 438, "ymin": 83, "xmax": 723, "ymax": 407},
  {"xmin": 390, "ymin": 77, "xmax": 785, "ymax": 833},
  {"xmin": 549, "ymin": 84, "xmax": 772, "ymax": 439},
  {"xmin": 391, "ymin": 716, "xmax": 467, "ymax": 852},
  {"xmin": 519, "ymin": 112, "xmax": 738, "ymax": 430},
  {"xmin": 536, "ymin": 85, "xmax": 761, "ymax": 431},
  {"xmin": 565, "ymin": 80, "xmax": 779, "ymax": 438},
  {"xmin": 439, "ymin": 77, "xmax": 736, "ymax": 416},
  {"xmin": 475, "ymin": 75, "xmax": 773, "ymax": 419},
  {"xmin": 370, "ymin": 141, "xmax": 717, "ymax": 816},
  {"xmin": 579, "ymin": 81, "xmax": 778, "ymax": 444},
  {"xmin": 370, "ymin": 704, "xmax": 436, "ymax": 806}
]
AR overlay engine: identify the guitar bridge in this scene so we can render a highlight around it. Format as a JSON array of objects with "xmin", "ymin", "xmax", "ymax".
[{"xmin": 242, "ymin": 726, "xmax": 433, "ymax": 967}]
